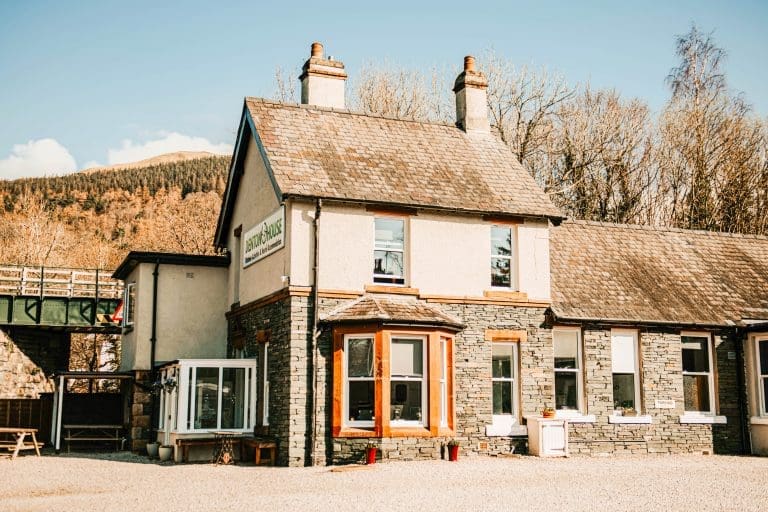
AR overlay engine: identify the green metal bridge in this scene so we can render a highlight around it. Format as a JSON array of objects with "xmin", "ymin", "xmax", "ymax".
[{"xmin": 0, "ymin": 265, "xmax": 122, "ymax": 332}]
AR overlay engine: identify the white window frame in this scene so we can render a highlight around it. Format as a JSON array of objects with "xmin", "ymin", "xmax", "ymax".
[
  {"xmin": 123, "ymin": 282, "xmax": 136, "ymax": 327},
  {"xmin": 490, "ymin": 225, "xmax": 517, "ymax": 290},
  {"xmin": 390, "ymin": 335, "xmax": 427, "ymax": 428},
  {"xmin": 611, "ymin": 329, "xmax": 641, "ymax": 415},
  {"xmin": 344, "ymin": 334, "xmax": 376, "ymax": 428},
  {"xmin": 553, "ymin": 327, "xmax": 584, "ymax": 417},
  {"xmin": 373, "ymin": 216, "xmax": 406, "ymax": 285},
  {"xmin": 161, "ymin": 359, "xmax": 256, "ymax": 435},
  {"xmin": 755, "ymin": 335, "xmax": 768, "ymax": 417},
  {"xmin": 681, "ymin": 331, "xmax": 716, "ymax": 416},
  {"xmin": 491, "ymin": 342, "xmax": 519, "ymax": 431}
]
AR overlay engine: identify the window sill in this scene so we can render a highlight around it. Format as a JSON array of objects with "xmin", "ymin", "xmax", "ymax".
[
  {"xmin": 609, "ymin": 415, "xmax": 652, "ymax": 424},
  {"xmin": 679, "ymin": 414, "xmax": 727, "ymax": 424},
  {"xmin": 557, "ymin": 414, "xmax": 596, "ymax": 424},
  {"xmin": 749, "ymin": 416, "xmax": 768, "ymax": 425},
  {"xmin": 485, "ymin": 424, "xmax": 528, "ymax": 437}
]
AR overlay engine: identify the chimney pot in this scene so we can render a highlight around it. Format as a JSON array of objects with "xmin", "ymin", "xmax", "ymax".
[
  {"xmin": 464, "ymin": 55, "xmax": 475, "ymax": 72},
  {"xmin": 453, "ymin": 55, "xmax": 489, "ymax": 133},
  {"xmin": 311, "ymin": 42, "xmax": 324, "ymax": 58}
]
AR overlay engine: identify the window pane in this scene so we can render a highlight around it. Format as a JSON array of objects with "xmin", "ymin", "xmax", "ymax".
[
  {"xmin": 763, "ymin": 378, "xmax": 768, "ymax": 415},
  {"xmin": 491, "ymin": 257, "xmax": 511, "ymax": 287},
  {"xmin": 611, "ymin": 332, "xmax": 636, "ymax": 373},
  {"xmin": 348, "ymin": 338, "xmax": 373, "ymax": 378},
  {"xmin": 555, "ymin": 372, "xmax": 578, "ymax": 410},
  {"xmin": 683, "ymin": 374, "xmax": 711, "ymax": 412},
  {"xmin": 681, "ymin": 336, "xmax": 710, "ymax": 372},
  {"xmin": 492, "ymin": 344, "xmax": 514, "ymax": 378},
  {"xmin": 612, "ymin": 373, "xmax": 636, "ymax": 409},
  {"xmin": 221, "ymin": 368, "xmax": 245, "ymax": 429},
  {"xmin": 554, "ymin": 331, "xmax": 579, "ymax": 369},
  {"xmin": 390, "ymin": 381, "xmax": 423, "ymax": 422},
  {"xmin": 375, "ymin": 218, "xmax": 404, "ymax": 250},
  {"xmin": 374, "ymin": 250, "xmax": 404, "ymax": 280},
  {"xmin": 348, "ymin": 381, "xmax": 374, "ymax": 422},
  {"xmin": 493, "ymin": 381, "xmax": 513, "ymax": 415},
  {"xmin": 194, "ymin": 367, "xmax": 219, "ymax": 429},
  {"xmin": 391, "ymin": 339, "xmax": 423, "ymax": 377},
  {"xmin": 759, "ymin": 340, "xmax": 768, "ymax": 375},
  {"xmin": 491, "ymin": 227, "xmax": 512, "ymax": 256}
]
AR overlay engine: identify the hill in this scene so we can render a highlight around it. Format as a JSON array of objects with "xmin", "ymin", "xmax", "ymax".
[
  {"xmin": 80, "ymin": 151, "xmax": 220, "ymax": 174},
  {"xmin": 0, "ymin": 153, "xmax": 231, "ymax": 269}
]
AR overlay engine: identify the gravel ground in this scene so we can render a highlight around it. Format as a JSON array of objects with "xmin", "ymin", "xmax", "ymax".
[{"xmin": 1, "ymin": 452, "xmax": 767, "ymax": 512}]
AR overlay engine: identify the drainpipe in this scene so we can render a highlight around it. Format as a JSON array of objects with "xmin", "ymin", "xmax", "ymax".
[
  {"xmin": 148, "ymin": 261, "xmax": 160, "ymax": 442},
  {"xmin": 310, "ymin": 199, "xmax": 322, "ymax": 465},
  {"xmin": 734, "ymin": 327, "xmax": 750, "ymax": 454}
]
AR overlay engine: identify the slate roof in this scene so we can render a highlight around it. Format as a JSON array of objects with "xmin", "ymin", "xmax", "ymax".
[
  {"xmin": 320, "ymin": 295, "xmax": 464, "ymax": 329},
  {"xmin": 550, "ymin": 221, "xmax": 768, "ymax": 326},
  {"xmin": 214, "ymin": 99, "xmax": 562, "ymax": 246}
]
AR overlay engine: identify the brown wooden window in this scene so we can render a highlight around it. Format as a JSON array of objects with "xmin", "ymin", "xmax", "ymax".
[{"xmin": 332, "ymin": 324, "xmax": 455, "ymax": 438}]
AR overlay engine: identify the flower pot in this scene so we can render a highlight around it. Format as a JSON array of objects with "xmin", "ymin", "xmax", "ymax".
[
  {"xmin": 448, "ymin": 445, "xmax": 459, "ymax": 462},
  {"xmin": 158, "ymin": 445, "xmax": 173, "ymax": 462},
  {"xmin": 542, "ymin": 410, "xmax": 555, "ymax": 419},
  {"xmin": 366, "ymin": 447, "xmax": 377, "ymax": 465},
  {"xmin": 146, "ymin": 442, "xmax": 159, "ymax": 458}
]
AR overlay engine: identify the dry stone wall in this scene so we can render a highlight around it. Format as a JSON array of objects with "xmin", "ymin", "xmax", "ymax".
[{"xmin": 0, "ymin": 328, "xmax": 62, "ymax": 398}]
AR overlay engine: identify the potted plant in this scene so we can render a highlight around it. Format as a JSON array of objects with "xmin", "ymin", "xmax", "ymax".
[
  {"xmin": 447, "ymin": 440, "xmax": 460, "ymax": 461},
  {"xmin": 365, "ymin": 442, "xmax": 378, "ymax": 465},
  {"xmin": 542, "ymin": 406, "xmax": 556, "ymax": 418}
]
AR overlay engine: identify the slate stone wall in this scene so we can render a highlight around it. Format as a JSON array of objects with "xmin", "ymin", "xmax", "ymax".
[{"xmin": 0, "ymin": 328, "xmax": 67, "ymax": 398}]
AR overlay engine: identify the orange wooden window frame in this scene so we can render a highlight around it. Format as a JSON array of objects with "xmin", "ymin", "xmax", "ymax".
[{"xmin": 332, "ymin": 325, "xmax": 456, "ymax": 438}]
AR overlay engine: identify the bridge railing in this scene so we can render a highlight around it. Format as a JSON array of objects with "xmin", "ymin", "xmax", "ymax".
[{"xmin": 0, "ymin": 266, "xmax": 122, "ymax": 299}]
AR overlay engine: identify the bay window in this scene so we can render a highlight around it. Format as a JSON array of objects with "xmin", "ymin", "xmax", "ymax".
[
  {"xmin": 681, "ymin": 333, "xmax": 715, "ymax": 414},
  {"xmin": 553, "ymin": 328, "xmax": 583, "ymax": 414},
  {"xmin": 756, "ymin": 337, "xmax": 768, "ymax": 416},
  {"xmin": 333, "ymin": 327, "xmax": 455, "ymax": 437},
  {"xmin": 374, "ymin": 217, "xmax": 405, "ymax": 285},
  {"xmin": 611, "ymin": 329, "xmax": 640, "ymax": 414},
  {"xmin": 490, "ymin": 225, "xmax": 516, "ymax": 289}
]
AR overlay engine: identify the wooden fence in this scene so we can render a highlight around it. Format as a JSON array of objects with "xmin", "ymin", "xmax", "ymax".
[{"xmin": 0, "ymin": 396, "xmax": 53, "ymax": 443}]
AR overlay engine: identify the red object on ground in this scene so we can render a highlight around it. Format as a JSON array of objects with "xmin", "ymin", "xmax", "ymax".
[
  {"xmin": 448, "ymin": 445, "xmax": 459, "ymax": 461},
  {"xmin": 366, "ymin": 447, "xmax": 377, "ymax": 464}
]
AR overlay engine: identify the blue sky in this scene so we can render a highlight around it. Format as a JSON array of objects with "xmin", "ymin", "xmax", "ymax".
[{"xmin": 0, "ymin": 0, "xmax": 766, "ymax": 179}]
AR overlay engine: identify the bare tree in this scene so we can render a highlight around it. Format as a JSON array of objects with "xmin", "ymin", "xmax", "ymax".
[
  {"xmin": 483, "ymin": 50, "xmax": 575, "ymax": 183},
  {"xmin": 658, "ymin": 25, "xmax": 766, "ymax": 233},
  {"xmin": 273, "ymin": 66, "xmax": 298, "ymax": 103}
]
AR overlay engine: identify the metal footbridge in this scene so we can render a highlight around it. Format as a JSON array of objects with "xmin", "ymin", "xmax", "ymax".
[{"xmin": 0, "ymin": 265, "xmax": 122, "ymax": 332}]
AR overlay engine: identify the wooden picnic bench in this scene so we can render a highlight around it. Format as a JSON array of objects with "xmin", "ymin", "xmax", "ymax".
[
  {"xmin": 63, "ymin": 424, "xmax": 124, "ymax": 452},
  {"xmin": 176, "ymin": 437, "xmax": 239, "ymax": 463},
  {"xmin": 0, "ymin": 427, "xmax": 43, "ymax": 459}
]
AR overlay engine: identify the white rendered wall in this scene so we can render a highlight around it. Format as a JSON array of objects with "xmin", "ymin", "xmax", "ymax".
[{"xmin": 227, "ymin": 136, "xmax": 287, "ymax": 305}]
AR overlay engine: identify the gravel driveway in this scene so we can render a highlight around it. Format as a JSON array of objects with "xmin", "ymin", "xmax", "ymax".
[{"xmin": 2, "ymin": 453, "xmax": 766, "ymax": 512}]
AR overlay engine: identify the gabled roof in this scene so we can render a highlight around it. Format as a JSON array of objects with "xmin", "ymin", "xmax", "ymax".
[
  {"xmin": 320, "ymin": 294, "xmax": 464, "ymax": 330},
  {"xmin": 214, "ymin": 98, "xmax": 562, "ymax": 246},
  {"xmin": 550, "ymin": 221, "xmax": 768, "ymax": 327}
]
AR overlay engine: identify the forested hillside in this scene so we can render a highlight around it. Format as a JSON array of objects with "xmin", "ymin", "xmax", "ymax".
[{"xmin": 0, "ymin": 155, "xmax": 230, "ymax": 269}]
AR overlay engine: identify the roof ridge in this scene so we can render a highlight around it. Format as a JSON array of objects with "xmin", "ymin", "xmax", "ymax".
[
  {"xmin": 245, "ymin": 96, "xmax": 457, "ymax": 128},
  {"xmin": 563, "ymin": 219, "xmax": 768, "ymax": 242}
]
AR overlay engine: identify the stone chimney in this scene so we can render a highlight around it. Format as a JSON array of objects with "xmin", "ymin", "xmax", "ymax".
[
  {"xmin": 453, "ymin": 55, "xmax": 490, "ymax": 133},
  {"xmin": 299, "ymin": 42, "xmax": 347, "ymax": 109}
]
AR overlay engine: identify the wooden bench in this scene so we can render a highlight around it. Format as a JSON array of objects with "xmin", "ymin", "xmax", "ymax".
[
  {"xmin": 241, "ymin": 437, "xmax": 277, "ymax": 466},
  {"xmin": 63, "ymin": 424, "xmax": 124, "ymax": 452},
  {"xmin": 176, "ymin": 437, "xmax": 244, "ymax": 463}
]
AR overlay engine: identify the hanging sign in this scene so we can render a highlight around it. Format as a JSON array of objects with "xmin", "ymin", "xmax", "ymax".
[{"xmin": 243, "ymin": 206, "xmax": 285, "ymax": 267}]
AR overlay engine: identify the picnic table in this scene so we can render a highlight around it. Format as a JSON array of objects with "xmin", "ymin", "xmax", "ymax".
[
  {"xmin": 63, "ymin": 424, "xmax": 124, "ymax": 452},
  {"xmin": 0, "ymin": 427, "xmax": 42, "ymax": 459}
]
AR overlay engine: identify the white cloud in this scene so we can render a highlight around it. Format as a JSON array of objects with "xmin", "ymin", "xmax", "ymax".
[
  {"xmin": 0, "ymin": 138, "xmax": 78, "ymax": 180},
  {"xmin": 107, "ymin": 132, "xmax": 233, "ymax": 165}
]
